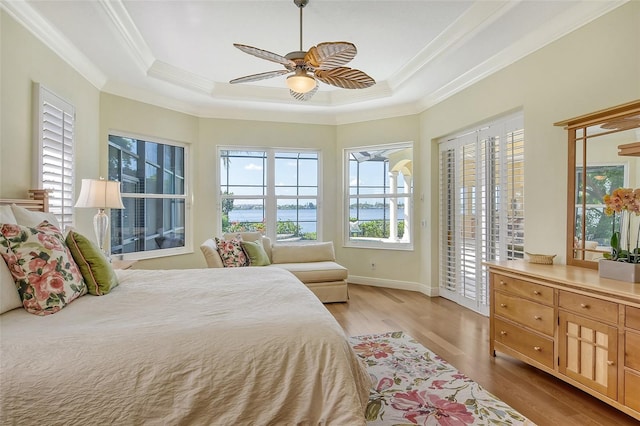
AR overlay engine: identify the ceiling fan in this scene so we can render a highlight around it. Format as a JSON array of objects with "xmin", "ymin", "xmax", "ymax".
[{"xmin": 229, "ymin": 0, "xmax": 375, "ymax": 101}]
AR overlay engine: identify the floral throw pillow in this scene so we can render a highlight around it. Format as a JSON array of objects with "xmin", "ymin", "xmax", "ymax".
[
  {"xmin": 215, "ymin": 236, "xmax": 248, "ymax": 267},
  {"xmin": 0, "ymin": 221, "xmax": 87, "ymax": 315}
]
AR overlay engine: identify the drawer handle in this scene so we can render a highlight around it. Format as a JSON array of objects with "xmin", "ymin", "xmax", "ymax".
[
  {"xmin": 500, "ymin": 331, "xmax": 507, "ymax": 336},
  {"xmin": 533, "ymin": 290, "xmax": 541, "ymax": 295},
  {"xmin": 580, "ymin": 303, "xmax": 590, "ymax": 309},
  {"xmin": 500, "ymin": 303, "xmax": 507, "ymax": 308},
  {"xmin": 500, "ymin": 280, "xmax": 506, "ymax": 285},
  {"xmin": 533, "ymin": 346, "xmax": 541, "ymax": 351},
  {"xmin": 607, "ymin": 360, "xmax": 615, "ymax": 366},
  {"xmin": 534, "ymin": 315, "xmax": 541, "ymax": 320}
]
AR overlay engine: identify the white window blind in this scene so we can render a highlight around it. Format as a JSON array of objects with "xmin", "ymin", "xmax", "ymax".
[
  {"xmin": 34, "ymin": 83, "xmax": 75, "ymax": 230},
  {"xmin": 438, "ymin": 113, "xmax": 524, "ymax": 315}
]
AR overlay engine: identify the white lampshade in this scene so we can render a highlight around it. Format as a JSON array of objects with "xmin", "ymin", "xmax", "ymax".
[
  {"xmin": 74, "ymin": 179, "xmax": 124, "ymax": 209},
  {"xmin": 286, "ymin": 71, "xmax": 316, "ymax": 94}
]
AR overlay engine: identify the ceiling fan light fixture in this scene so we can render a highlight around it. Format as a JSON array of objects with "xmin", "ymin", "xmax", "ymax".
[
  {"xmin": 286, "ymin": 71, "xmax": 316, "ymax": 94},
  {"xmin": 230, "ymin": 0, "xmax": 374, "ymax": 100}
]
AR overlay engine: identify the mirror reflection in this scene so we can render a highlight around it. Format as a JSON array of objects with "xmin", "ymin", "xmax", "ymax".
[{"xmin": 567, "ymin": 107, "xmax": 640, "ymax": 266}]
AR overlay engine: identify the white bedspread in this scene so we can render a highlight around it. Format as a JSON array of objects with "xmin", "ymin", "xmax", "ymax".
[{"xmin": 0, "ymin": 267, "xmax": 370, "ymax": 425}]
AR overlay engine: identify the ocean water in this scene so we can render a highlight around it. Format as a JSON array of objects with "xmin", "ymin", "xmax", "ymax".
[{"xmin": 228, "ymin": 208, "xmax": 405, "ymax": 234}]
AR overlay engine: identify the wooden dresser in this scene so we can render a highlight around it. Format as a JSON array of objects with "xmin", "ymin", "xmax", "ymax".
[{"xmin": 487, "ymin": 260, "xmax": 640, "ymax": 420}]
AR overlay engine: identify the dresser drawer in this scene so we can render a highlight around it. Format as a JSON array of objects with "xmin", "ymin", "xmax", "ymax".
[
  {"xmin": 627, "ymin": 306, "xmax": 640, "ymax": 331},
  {"xmin": 558, "ymin": 291, "xmax": 618, "ymax": 324},
  {"xmin": 626, "ymin": 330, "xmax": 640, "ymax": 371},
  {"xmin": 625, "ymin": 370, "xmax": 640, "ymax": 412},
  {"xmin": 493, "ymin": 274, "xmax": 554, "ymax": 305},
  {"xmin": 494, "ymin": 317, "xmax": 554, "ymax": 369},
  {"xmin": 494, "ymin": 291, "xmax": 555, "ymax": 336}
]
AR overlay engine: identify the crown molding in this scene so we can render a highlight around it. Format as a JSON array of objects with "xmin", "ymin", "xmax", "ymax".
[
  {"xmin": 415, "ymin": 0, "xmax": 629, "ymax": 113},
  {"xmin": 5, "ymin": 0, "xmax": 629, "ymax": 126},
  {"xmin": 97, "ymin": 0, "xmax": 154, "ymax": 72},
  {"xmin": 328, "ymin": 82, "xmax": 393, "ymax": 106},
  {"xmin": 389, "ymin": 0, "xmax": 517, "ymax": 91},
  {"xmin": 148, "ymin": 60, "xmax": 216, "ymax": 94},
  {"xmin": 1, "ymin": 0, "xmax": 107, "ymax": 89}
]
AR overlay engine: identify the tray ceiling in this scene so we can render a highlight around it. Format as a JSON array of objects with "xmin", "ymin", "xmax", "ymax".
[{"xmin": 3, "ymin": 0, "xmax": 627, "ymax": 124}]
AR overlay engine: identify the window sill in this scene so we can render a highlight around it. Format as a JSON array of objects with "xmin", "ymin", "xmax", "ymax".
[
  {"xmin": 114, "ymin": 245, "xmax": 193, "ymax": 261},
  {"xmin": 344, "ymin": 238, "xmax": 413, "ymax": 251}
]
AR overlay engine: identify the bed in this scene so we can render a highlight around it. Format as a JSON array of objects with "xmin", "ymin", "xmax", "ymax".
[{"xmin": 0, "ymin": 192, "xmax": 371, "ymax": 425}]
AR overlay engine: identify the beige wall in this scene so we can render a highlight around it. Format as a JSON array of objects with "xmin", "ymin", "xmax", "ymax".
[
  {"xmin": 99, "ymin": 95, "xmax": 336, "ymax": 269},
  {"xmin": 0, "ymin": 10, "xmax": 101, "ymax": 235},
  {"xmin": 419, "ymin": 1, "xmax": 640, "ymax": 292},
  {"xmin": 99, "ymin": 94, "xmax": 200, "ymax": 268},
  {"xmin": 336, "ymin": 115, "xmax": 424, "ymax": 290},
  {"xmin": 2, "ymin": 3, "xmax": 639, "ymax": 290}
]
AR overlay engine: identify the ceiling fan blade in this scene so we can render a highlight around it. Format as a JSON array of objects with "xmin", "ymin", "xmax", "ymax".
[
  {"xmin": 305, "ymin": 42, "xmax": 357, "ymax": 70},
  {"xmin": 233, "ymin": 44, "xmax": 296, "ymax": 68},
  {"xmin": 229, "ymin": 69, "xmax": 291, "ymax": 84},
  {"xmin": 290, "ymin": 84, "xmax": 319, "ymax": 101},
  {"xmin": 314, "ymin": 67, "xmax": 375, "ymax": 89}
]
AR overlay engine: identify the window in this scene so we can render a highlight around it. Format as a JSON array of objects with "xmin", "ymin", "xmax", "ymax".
[
  {"xmin": 219, "ymin": 149, "xmax": 320, "ymax": 241},
  {"xmin": 33, "ymin": 83, "xmax": 75, "ymax": 230},
  {"xmin": 439, "ymin": 113, "xmax": 524, "ymax": 315},
  {"xmin": 574, "ymin": 164, "xmax": 625, "ymax": 259},
  {"xmin": 344, "ymin": 142, "xmax": 413, "ymax": 249},
  {"xmin": 108, "ymin": 133, "xmax": 189, "ymax": 259}
]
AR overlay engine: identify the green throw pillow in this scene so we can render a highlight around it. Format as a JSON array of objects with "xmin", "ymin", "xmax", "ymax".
[
  {"xmin": 66, "ymin": 230, "xmax": 118, "ymax": 295},
  {"xmin": 241, "ymin": 240, "xmax": 271, "ymax": 266}
]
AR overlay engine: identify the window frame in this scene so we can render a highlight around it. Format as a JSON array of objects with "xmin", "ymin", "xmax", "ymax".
[
  {"xmin": 108, "ymin": 130, "xmax": 192, "ymax": 261},
  {"xmin": 574, "ymin": 162, "xmax": 627, "ymax": 258},
  {"xmin": 217, "ymin": 147, "xmax": 322, "ymax": 242},
  {"xmin": 33, "ymin": 83, "xmax": 75, "ymax": 230},
  {"xmin": 343, "ymin": 141, "xmax": 414, "ymax": 250}
]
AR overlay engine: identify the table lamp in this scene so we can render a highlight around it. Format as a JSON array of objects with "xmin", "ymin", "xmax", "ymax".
[{"xmin": 74, "ymin": 178, "xmax": 124, "ymax": 255}]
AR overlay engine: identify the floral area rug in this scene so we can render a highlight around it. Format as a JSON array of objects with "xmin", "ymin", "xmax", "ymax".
[{"xmin": 349, "ymin": 331, "xmax": 534, "ymax": 426}]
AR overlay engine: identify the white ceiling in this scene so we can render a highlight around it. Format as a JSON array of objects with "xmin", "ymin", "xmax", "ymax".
[{"xmin": 3, "ymin": 0, "xmax": 627, "ymax": 124}]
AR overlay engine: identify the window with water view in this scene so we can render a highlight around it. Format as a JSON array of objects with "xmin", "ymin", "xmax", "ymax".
[
  {"xmin": 219, "ymin": 149, "xmax": 320, "ymax": 241},
  {"xmin": 345, "ymin": 143, "xmax": 413, "ymax": 249}
]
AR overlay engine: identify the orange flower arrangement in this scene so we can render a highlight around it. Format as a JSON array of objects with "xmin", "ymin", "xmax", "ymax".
[{"xmin": 603, "ymin": 187, "xmax": 640, "ymax": 262}]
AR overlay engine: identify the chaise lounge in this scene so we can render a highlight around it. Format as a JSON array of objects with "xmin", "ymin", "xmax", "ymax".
[{"xmin": 201, "ymin": 232, "xmax": 349, "ymax": 303}]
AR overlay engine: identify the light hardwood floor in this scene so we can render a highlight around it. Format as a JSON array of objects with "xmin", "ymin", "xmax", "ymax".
[{"xmin": 326, "ymin": 284, "xmax": 638, "ymax": 426}]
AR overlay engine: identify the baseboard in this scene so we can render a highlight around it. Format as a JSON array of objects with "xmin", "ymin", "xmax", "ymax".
[{"xmin": 348, "ymin": 275, "xmax": 439, "ymax": 297}]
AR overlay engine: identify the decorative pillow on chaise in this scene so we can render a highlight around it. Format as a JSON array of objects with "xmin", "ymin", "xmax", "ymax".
[
  {"xmin": 0, "ymin": 221, "xmax": 87, "ymax": 315},
  {"xmin": 241, "ymin": 239, "xmax": 271, "ymax": 266},
  {"xmin": 215, "ymin": 236, "xmax": 248, "ymax": 267},
  {"xmin": 66, "ymin": 230, "xmax": 119, "ymax": 296},
  {"xmin": 11, "ymin": 204, "xmax": 60, "ymax": 229}
]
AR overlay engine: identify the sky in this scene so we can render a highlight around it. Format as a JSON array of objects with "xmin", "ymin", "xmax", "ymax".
[{"xmin": 220, "ymin": 149, "xmax": 410, "ymax": 207}]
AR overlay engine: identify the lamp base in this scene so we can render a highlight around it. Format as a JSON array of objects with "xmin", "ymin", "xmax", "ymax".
[{"xmin": 93, "ymin": 208, "xmax": 110, "ymax": 258}]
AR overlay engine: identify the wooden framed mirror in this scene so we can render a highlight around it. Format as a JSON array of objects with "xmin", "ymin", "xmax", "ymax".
[{"xmin": 555, "ymin": 100, "xmax": 640, "ymax": 269}]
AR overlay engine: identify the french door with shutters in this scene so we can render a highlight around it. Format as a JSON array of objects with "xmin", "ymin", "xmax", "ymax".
[{"xmin": 438, "ymin": 114, "xmax": 524, "ymax": 315}]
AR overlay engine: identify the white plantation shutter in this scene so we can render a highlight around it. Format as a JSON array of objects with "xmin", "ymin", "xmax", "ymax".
[
  {"xmin": 34, "ymin": 84, "xmax": 75, "ymax": 230},
  {"xmin": 438, "ymin": 113, "xmax": 524, "ymax": 315}
]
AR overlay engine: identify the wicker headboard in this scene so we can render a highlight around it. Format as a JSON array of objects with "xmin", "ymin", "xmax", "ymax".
[{"xmin": 0, "ymin": 189, "xmax": 50, "ymax": 212}]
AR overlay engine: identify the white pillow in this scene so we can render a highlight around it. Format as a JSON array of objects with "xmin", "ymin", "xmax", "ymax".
[
  {"xmin": 0, "ymin": 258, "xmax": 22, "ymax": 314},
  {"xmin": 0, "ymin": 205, "xmax": 22, "ymax": 314},
  {"xmin": 0, "ymin": 205, "xmax": 16, "ymax": 224},
  {"xmin": 11, "ymin": 204, "xmax": 60, "ymax": 229},
  {"xmin": 271, "ymin": 241, "xmax": 336, "ymax": 264}
]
